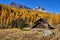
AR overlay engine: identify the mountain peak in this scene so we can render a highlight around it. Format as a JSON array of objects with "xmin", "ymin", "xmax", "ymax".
[
  {"xmin": 35, "ymin": 6, "xmax": 45, "ymax": 10},
  {"xmin": 10, "ymin": 2, "xmax": 31, "ymax": 9},
  {"xmin": 33, "ymin": 6, "xmax": 48, "ymax": 12},
  {"xmin": 10, "ymin": 2, "xmax": 16, "ymax": 5}
]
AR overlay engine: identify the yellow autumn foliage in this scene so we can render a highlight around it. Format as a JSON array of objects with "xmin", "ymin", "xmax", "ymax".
[{"xmin": 0, "ymin": 4, "xmax": 60, "ymax": 28}]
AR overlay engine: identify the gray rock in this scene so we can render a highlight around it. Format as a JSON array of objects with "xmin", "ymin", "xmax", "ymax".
[{"xmin": 43, "ymin": 30, "xmax": 53, "ymax": 36}]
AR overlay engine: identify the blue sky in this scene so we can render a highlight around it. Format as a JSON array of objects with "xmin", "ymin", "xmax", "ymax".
[{"xmin": 0, "ymin": 0, "xmax": 60, "ymax": 13}]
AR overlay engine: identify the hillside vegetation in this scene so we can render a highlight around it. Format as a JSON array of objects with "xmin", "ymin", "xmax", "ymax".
[
  {"xmin": 0, "ymin": 4, "xmax": 60, "ymax": 28},
  {"xmin": 0, "ymin": 28, "xmax": 60, "ymax": 40}
]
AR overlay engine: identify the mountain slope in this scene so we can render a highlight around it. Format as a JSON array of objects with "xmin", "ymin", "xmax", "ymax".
[{"xmin": 0, "ymin": 4, "xmax": 60, "ymax": 28}]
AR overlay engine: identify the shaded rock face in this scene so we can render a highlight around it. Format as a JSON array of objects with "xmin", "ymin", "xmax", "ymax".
[
  {"xmin": 32, "ymin": 18, "xmax": 49, "ymax": 29},
  {"xmin": 32, "ymin": 18, "xmax": 54, "ymax": 30},
  {"xmin": 32, "ymin": 23, "xmax": 48, "ymax": 29},
  {"xmin": 10, "ymin": 2, "xmax": 31, "ymax": 9}
]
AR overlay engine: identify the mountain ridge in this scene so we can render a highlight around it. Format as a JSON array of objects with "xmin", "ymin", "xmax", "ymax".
[{"xmin": 10, "ymin": 2, "xmax": 31, "ymax": 9}]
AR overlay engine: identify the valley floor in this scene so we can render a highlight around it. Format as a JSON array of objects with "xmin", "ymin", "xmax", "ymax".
[{"xmin": 0, "ymin": 28, "xmax": 60, "ymax": 40}]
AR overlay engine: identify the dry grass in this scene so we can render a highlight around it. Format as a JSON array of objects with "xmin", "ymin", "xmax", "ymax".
[{"xmin": 0, "ymin": 28, "xmax": 60, "ymax": 40}]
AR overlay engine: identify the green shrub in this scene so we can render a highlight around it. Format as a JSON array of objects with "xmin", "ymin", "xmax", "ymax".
[{"xmin": 17, "ymin": 22, "xmax": 24, "ymax": 30}]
